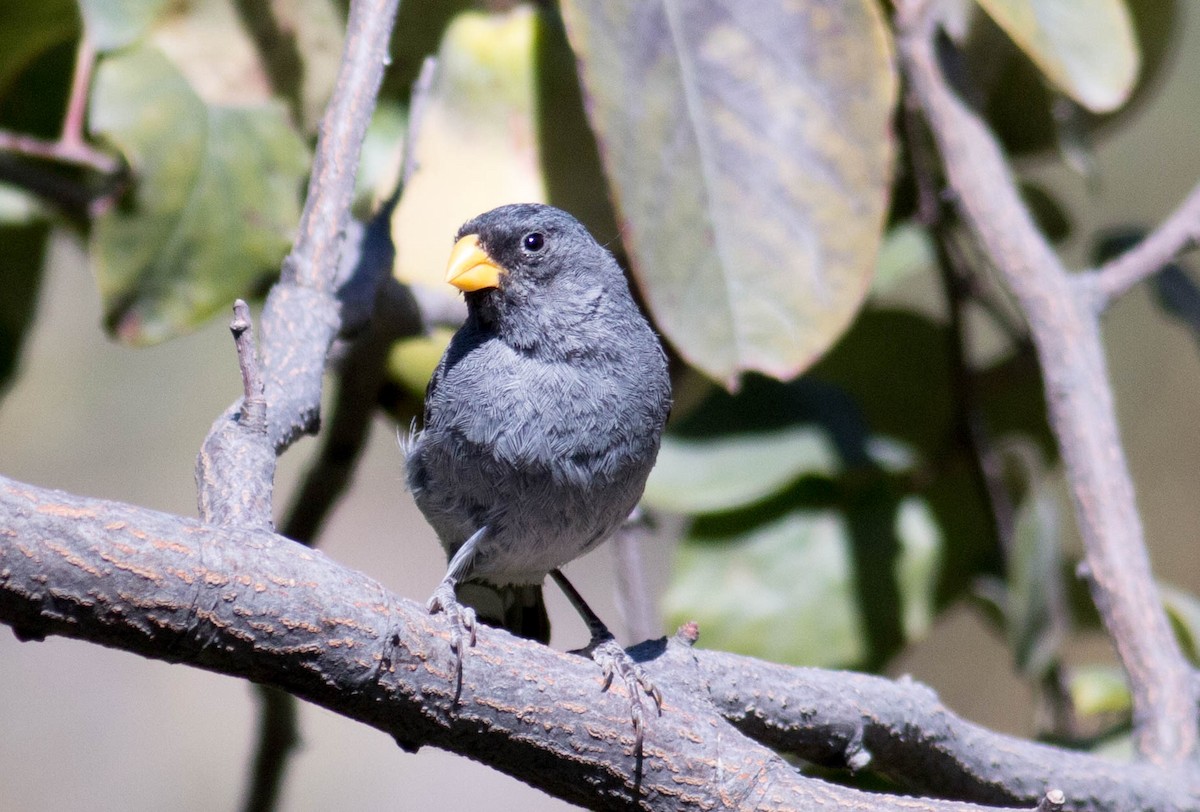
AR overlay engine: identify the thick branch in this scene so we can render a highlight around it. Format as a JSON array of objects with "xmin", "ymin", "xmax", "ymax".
[
  {"xmin": 897, "ymin": 4, "xmax": 1198, "ymax": 764},
  {"xmin": 704, "ymin": 654, "xmax": 1199, "ymax": 810},
  {"xmin": 1091, "ymin": 181, "xmax": 1200, "ymax": 307},
  {"xmin": 4, "ymin": 476, "xmax": 1197, "ymax": 811}
]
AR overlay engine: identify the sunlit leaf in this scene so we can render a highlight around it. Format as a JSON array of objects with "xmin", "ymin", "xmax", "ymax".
[
  {"xmin": 975, "ymin": 0, "xmax": 1139, "ymax": 113},
  {"xmin": 1066, "ymin": 664, "xmax": 1131, "ymax": 717},
  {"xmin": 561, "ymin": 0, "xmax": 897, "ymax": 387},
  {"xmin": 644, "ymin": 426, "xmax": 840, "ymax": 514},
  {"xmin": 392, "ymin": 7, "xmax": 545, "ymax": 289},
  {"xmin": 664, "ymin": 494, "xmax": 940, "ymax": 668},
  {"xmin": 89, "ymin": 45, "xmax": 308, "ymax": 344}
]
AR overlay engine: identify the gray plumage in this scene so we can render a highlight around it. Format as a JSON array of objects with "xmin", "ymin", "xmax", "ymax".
[{"xmin": 406, "ymin": 203, "xmax": 671, "ymax": 643}]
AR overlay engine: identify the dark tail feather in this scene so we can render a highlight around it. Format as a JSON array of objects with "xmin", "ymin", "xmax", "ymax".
[{"xmin": 456, "ymin": 582, "xmax": 550, "ymax": 644}]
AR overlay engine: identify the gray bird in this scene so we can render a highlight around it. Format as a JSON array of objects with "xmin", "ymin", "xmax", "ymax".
[{"xmin": 405, "ymin": 203, "xmax": 671, "ymax": 743}]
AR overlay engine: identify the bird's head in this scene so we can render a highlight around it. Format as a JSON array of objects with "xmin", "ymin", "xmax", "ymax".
[{"xmin": 444, "ymin": 204, "xmax": 629, "ymax": 343}]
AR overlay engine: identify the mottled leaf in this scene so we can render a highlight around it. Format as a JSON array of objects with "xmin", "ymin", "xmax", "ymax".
[
  {"xmin": 975, "ymin": 0, "xmax": 1139, "ymax": 112},
  {"xmin": 561, "ymin": 0, "xmax": 897, "ymax": 386},
  {"xmin": 89, "ymin": 45, "xmax": 308, "ymax": 344}
]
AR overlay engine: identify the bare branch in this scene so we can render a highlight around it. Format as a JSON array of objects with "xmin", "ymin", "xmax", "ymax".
[
  {"xmin": 400, "ymin": 57, "xmax": 438, "ymax": 193},
  {"xmin": 230, "ymin": 300, "xmax": 267, "ymax": 434},
  {"xmin": 7, "ymin": 475, "xmax": 1192, "ymax": 811},
  {"xmin": 896, "ymin": 1, "xmax": 1198, "ymax": 763},
  {"xmin": 1091, "ymin": 181, "xmax": 1200, "ymax": 308}
]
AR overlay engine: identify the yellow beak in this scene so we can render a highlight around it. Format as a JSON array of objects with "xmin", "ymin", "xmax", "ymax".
[{"xmin": 445, "ymin": 234, "xmax": 503, "ymax": 292}]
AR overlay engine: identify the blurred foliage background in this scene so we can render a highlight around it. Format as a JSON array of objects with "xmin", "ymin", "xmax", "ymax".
[{"xmin": 2, "ymin": 0, "xmax": 1200, "ymax": 809}]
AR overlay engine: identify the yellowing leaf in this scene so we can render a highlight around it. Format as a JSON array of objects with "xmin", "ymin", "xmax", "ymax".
[{"xmin": 976, "ymin": 0, "xmax": 1139, "ymax": 112}]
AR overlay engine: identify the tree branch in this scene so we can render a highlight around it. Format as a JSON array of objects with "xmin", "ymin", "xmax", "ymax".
[
  {"xmin": 896, "ymin": 2, "xmax": 1198, "ymax": 764},
  {"xmin": 1090, "ymin": 181, "xmax": 1200, "ymax": 308},
  {"xmin": 3, "ymin": 475, "xmax": 1197, "ymax": 811}
]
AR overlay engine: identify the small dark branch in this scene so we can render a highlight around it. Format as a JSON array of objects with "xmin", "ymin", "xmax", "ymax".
[
  {"xmin": 281, "ymin": 0, "xmax": 401, "ymax": 292},
  {"xmin": 231, "ymin": 300, "xmax": 267, "ymax": 433},
  {"xmin": 8, "ymin": 476, "xmax": 1179, "ymax": 811},
  {"xmin": 896, "ymin": 1, "xmax": 1199, "ymax": 764},
  {"xmin": 398, "ymin": 57, "xmax": 438, "ymax": 195},
  {"xmin": 902, "ymin": 95, "xmax": 1016, "ymax": 554},
  {"xmin": 612, "ymin": 516, "xmax": 661, "ymax": 643},
  {"xmin": 1090, "ymin": 181, "xmax": 1200, "ymax": 309},
  {"xmin": 241, "ymin": 685, "xmax": 300, "ymax": 812}
]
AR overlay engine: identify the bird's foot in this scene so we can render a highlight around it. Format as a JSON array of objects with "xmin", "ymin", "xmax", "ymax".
[
  {"xmin": 581, "ymin": 633, "xmax": 662, "ymax": 754},
  {"xmin": 427, "ymin": 581, "xmax": 477, "ymax": 701}
]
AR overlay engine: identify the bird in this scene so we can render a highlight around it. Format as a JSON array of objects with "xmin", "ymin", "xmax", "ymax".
[{"xmin": 405, "ymin": 202, "xmax": 672, "ymax": 746}]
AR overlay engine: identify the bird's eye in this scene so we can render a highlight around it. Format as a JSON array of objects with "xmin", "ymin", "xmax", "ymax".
[{"xmin": 522, "ymin": 232, "xmax": 545, "ymax": 252}]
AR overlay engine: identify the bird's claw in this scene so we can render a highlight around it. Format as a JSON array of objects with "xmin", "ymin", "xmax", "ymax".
[
  {"xmin": 427, "ymin": 582, "xmax": 477, "ymax": 700},
  {"xmin": 584, "ymin": 634, "xmax": 662, "ymax": 754}
]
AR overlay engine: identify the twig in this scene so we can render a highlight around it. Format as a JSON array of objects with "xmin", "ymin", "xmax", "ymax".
[
  {"xmin": 0, "ymin": 36, "xmax": 119, "ymax": 177},
  {"xmin": 0, "ymin": 130, "xmax": 119, "ymax": 176},
  {"xmin": 61, "ymin": 36, "xmax": 97, "ymax": 153},
  {"xmin": 896, "ymin": 0, "xmax": 1198, "ymax": 764},
  {"xmin": 231, "ymin": 300, "xmax": 266, "ymax": 433},
  {"xmin": 2, "ymin": 475, "xmax": 1195, "ymax": 812},
  {"xmin": 1090, "ymin": 181, "xmax": 1200, "ymax": 308}
]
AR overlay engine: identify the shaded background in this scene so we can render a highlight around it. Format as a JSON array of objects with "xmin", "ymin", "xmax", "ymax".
[{"xmin": 3, "ymin": 6, "xmax": 1200, "ymax": 812}]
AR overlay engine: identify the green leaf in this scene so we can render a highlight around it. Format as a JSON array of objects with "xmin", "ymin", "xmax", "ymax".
[
  {"xmin": 975, "ymin": 0, "xmax": 1139, "ymax": 113},
  {"xmin": 1162, "ymin": 584, "xmax": 1200, "ymax": 666},
  {"xmin": 871, "ymin": 222, "xmax": 936, "ymax": 298},
  {"xmin": 664, "ymin": 494, "xmax": 940, "ymax": 669},
  {"xmin": 1006, "ymin": 461, "xmax": 1068, "ymax": 678},
  {"xmin": 89, "ymin": 45, "xmax": 308, "ymax": 344},
  {"xmin": 644, "ymin": 426, "xmax": 840, "ymax": 514},
  {"xmin": 1066, "ymin": 664, "xmax": 1131, "ymax": 717},
  {"xmin": 77, "ymin": 0, "xmax": 170, "ymax": 52},
  {"xmin": 560, "ymin": 0, "xmax": 897, "ymax": 387}
]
